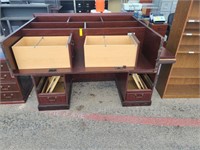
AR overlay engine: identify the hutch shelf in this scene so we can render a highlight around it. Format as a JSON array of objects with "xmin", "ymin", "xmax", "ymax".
[{"xmin": 2, "ymin": 13, "xmax": 175, "ymax": 111}]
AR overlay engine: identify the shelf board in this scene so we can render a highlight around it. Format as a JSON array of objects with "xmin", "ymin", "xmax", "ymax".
[
  {"xmin": 178, "ymin": 45, "xmax": 200, "ymax": 54},
  {"xmin": 168, "ymin": 78, "xmax": 200, "ymax": 85},
  {"xmin": 188, "ymin": 18, "xmax": 200, "ymax": 23},
  {"xmin": 183, "ymin": 29, "xmax": 200, "ymax": 36},
  {"xmin": 165, "ymin": 85, "xmax": 200, "ymax": 98},
  {"xmin": 171, "ymin": 68, "xmax": 200, "ymax": 78}
]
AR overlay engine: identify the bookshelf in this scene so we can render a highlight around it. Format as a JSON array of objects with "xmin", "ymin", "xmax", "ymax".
[{"xmin": 156, "ymin": 0, "xmax": 200, "ymax": 98}]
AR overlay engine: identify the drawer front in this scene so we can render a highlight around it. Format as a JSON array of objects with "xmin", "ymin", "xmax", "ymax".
[
  {"xmin": 0, "ymin": 72, "xmax": 16, "ymax": 82},
  {"xmin": 126, "ymin": 91, "xmax": 152, "ymax": 101},
  {"xmin": 38, "ymin": 95, "xmax": 67, "ymax": 105},
  {"xmin": 0, "ymin": 60, "xmax": 9, "ymax": 71},
  {"xmin": 1, "ymin": 92, "xmax": 23, "ymax": 101},
  {"xmin": 0, "ymin": 83, "xmax": 19, "ymax": 91}
]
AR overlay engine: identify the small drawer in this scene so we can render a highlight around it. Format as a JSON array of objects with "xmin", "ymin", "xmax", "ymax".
[
  {"xmin": 0, "ymin": 60, "xmax": 9, "ymax": 71},
  {"xmin": 0, "ymin": 83, "xmax": 19, "ymax": 91},
  {"xmin": 126, "ymin": 91, "xmax": 152, "ymax": 101},
  {"xmin": 0, "ymin": 72, "xmax": 16, "ymax": 82},
  {"xmin": 38, "ymin": 95, "xmax": 67, "ymax": 105},
  {"xmin": 1, "ymin": 92, "xmax": 23, "ymax": 101}
]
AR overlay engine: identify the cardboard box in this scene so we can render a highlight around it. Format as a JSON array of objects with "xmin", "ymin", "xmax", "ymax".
[
  {"xmin": 84, "ymin": 35, "xmax": 139, "ymax": 67},
  {"xmin": 12, "ymin": 36, "xmax": 71, "ymax": 69}
]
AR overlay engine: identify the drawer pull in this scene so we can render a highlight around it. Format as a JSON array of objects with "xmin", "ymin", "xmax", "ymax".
[
  {"xmin": 134, "ymin": 93, "xmax": 144, "ymax": 98},
  {"xmin": 47, "ymin": 96, "xmax": 57, "ymax": 102},
  {"xmin": 1, "ymin": 74, "xmax": 7, "ymax": 80},
  {"xmin": 1, "ymin": 64, "xmax": 3, "ymax": 68},
  {"xmin": 3, "ymin": 93, "xmax": 13, "ymax": 99},
  {"xmin": 1, "ymin": 85, "xmax": 10, "ymax": 90}
]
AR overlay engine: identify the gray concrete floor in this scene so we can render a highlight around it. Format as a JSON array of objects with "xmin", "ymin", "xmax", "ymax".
[{"xmin": 0, "ymin": 81, "xmax": 200, "ymax": 150}]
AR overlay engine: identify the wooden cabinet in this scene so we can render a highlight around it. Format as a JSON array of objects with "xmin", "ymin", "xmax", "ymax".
[
  {"xmin": 0, "ymin": 59, "xmax": 33, "ymax": 104},
  {"xmin": 1, "ymin": 13, "xmax": 174, "ymax": 111},
  {"xmin": 149, "ymin": 23, "xmax": 168, "ymax": 37},
  {"xmin": 156, "ymin": 0, "xmax": 200, "ymax": 98}
]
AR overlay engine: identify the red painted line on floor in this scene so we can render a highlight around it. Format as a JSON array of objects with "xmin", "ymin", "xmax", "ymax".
[
  {"xmin": 42, "ymin": 110, "xmax": 200, "ymax": 127},
  {"xmin": 83, "ymin": 113, "xmax": 200, "ymax": 127}
]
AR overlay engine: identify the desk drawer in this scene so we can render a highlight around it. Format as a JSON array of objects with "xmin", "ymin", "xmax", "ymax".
[
  {"xmin": 38, "ymin": 95, "xmax": 67, "ymax": 105},
  {"xmin": 0, "ymin": 72, "xmax": 16, "ymax": 82},
  {"xmin": 0, "ymin": 83, "xmax": 18, "ymax": 91},
  {"xmin": 0, "ymin": 60, "xmax": 9, "ymax": 71},
  {"xmin": 126, "ymin": 90, "xmax": 152, "ymax": 101},
  {"xmin": 1, "ymin": 92, "xmax": 23, "ymax": 101}
]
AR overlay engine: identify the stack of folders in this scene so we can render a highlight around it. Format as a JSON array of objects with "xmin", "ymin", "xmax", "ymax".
[
  {"xmin": 41, "ymin": 76, "xmax": 61, "ymax": 93},
  {"xmin": 131, "ymin": 74, "xmax": 152, "ymax": 89}
]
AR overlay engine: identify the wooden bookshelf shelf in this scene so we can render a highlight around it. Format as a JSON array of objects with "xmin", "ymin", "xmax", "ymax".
[
  {"xmin": 183, "ymin": 29, "xmax": 200, "ymax": 36},
  {"xmin": 168, "ymin": 78, "xmax": 200, "ymax": 85},
  {"xmin": 171, "ymin": 68, "xmax": 200, "ymax": 78},
  {"xmin": 178, "ymin": 45, "xmax": 200, "ymax": 54},
  {"xmin": 165, "ymin": 85, "xmax": 200, "ymax": 98}
]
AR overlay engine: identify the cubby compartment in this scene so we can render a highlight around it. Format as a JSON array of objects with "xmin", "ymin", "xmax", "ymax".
[
  {"xmin": 69, "ymin": 16, "xmax": 102, "ymax": 22},
  {"xmin": 34, "ymin": 16, "xmax": 69, "ymax": 22},
  {"xmin": 12, "ymin": 36, "xmax": 73, "ymax": 70},
  {"xmin": 84, "ymin": 35, "xmax": 139, "ymax": 67},
  {"xmin": 126, "ymin": 74, "xmax": 153, "ymax": 101},
  {"xmin": 102, "ymin": 16, "xmax": 136, "ymax": 21},
  {"xmin": 29, "ymin": 22, "xmax": 84, "ymax": 29},
  {"xmin": 86, "ymin": 22, "xmax": 141, "ymax": 28}
]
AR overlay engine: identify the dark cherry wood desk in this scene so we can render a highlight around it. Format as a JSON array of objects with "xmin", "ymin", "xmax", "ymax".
[{"xmin": 1, "ymin": 13, "xmax": 175, "ymax": 111}]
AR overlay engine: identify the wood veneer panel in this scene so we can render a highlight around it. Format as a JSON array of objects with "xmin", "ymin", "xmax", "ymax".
[
  {"xmin": 30, "ymin": 22, "xmax": 84, "ymax": 28},
  {"xmin": 168, "ymin": 78, "xmax": 200, "ymax": 85},
  {"xmin": 170, "ymin": 68, "xmax": 200, "ymax": 78},
  {"xmin": 180, "ymin": 36, "xmax": 200, "ymax": 45},
  {"xmin": 34, "ymin": 16, "xmax": 69, "ymax": 22},
  {"xmin": 156, "ymin": 64, "xmax": 172, "ymax": 98},
  {"xmin": 173, "ymin": 53, "xmax": 199, "ymax": 68},
  {"xmin": 186, "ymin": 22, "xmax": 200, "ymax": 29},
  {"xmin": 178, "ymin": 45, "xmax": 200, "ymax": 54},
  {"xmin": 86, "ymin": 21, "xmax": 141, "ymax": 28},
  {"xmin": 142, "ymin": 28, "xmax": 162, "ymax": 67},
  {"xmin": 188, "ymin": 0, "xmax": 200, "ymax": 20},
  {"xmin": 184, "ymin": 29, "xmax": 200, "ymax": 36},
  {"xmin": 165, "ymin": 85, "xmax": 200, "ymax": 98}
]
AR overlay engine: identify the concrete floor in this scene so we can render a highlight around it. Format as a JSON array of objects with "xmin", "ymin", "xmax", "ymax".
[{"xmin": 0, "ymin": 81, "xmax": 200, "ymax": 150}]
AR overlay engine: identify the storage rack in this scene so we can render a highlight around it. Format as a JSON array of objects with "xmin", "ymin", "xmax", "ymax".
[
  {"xmin": 1, "ymin": 13, "xmax": 175, "ymax": 111},
  {"xmin": 156, "ymin": 0, "xmax": 200, "ymax": 98}
]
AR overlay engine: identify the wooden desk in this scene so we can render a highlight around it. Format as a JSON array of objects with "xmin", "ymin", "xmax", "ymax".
[{"xmin": 1, "ymin": 13, "xmax": 174, "ymax": 111}]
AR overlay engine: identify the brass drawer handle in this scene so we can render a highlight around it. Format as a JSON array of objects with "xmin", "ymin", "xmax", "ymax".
[
  {"xmin": 3, "ymin": 93, "xmax": 13, "ymax": 99},
  {"xmin": 1, "ymin": 74, "xmax": 7, "ymax": 80},
  {"xmin": 134, "ymin": 93, "xmax": 144, "ymax": 98},
  {"xmin": 47, "ymin": 96, "xmax": 57, "ymax": 102},
  {"xmin": 0, "ymin": 85, "xmax": 10, "ymax": 91}
]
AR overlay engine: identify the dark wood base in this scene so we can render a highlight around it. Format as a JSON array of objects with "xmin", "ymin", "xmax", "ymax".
[
  {"xmin": 122, "ymin": 101, "xmax": 151, "ymax": 107},
  {"xmin": 38, "ymin": 104, "xmax": 69, "ymax": 111},
  {"xmin": 0, "ymin": 100, "xmax": 25, "ymax": 104}
]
